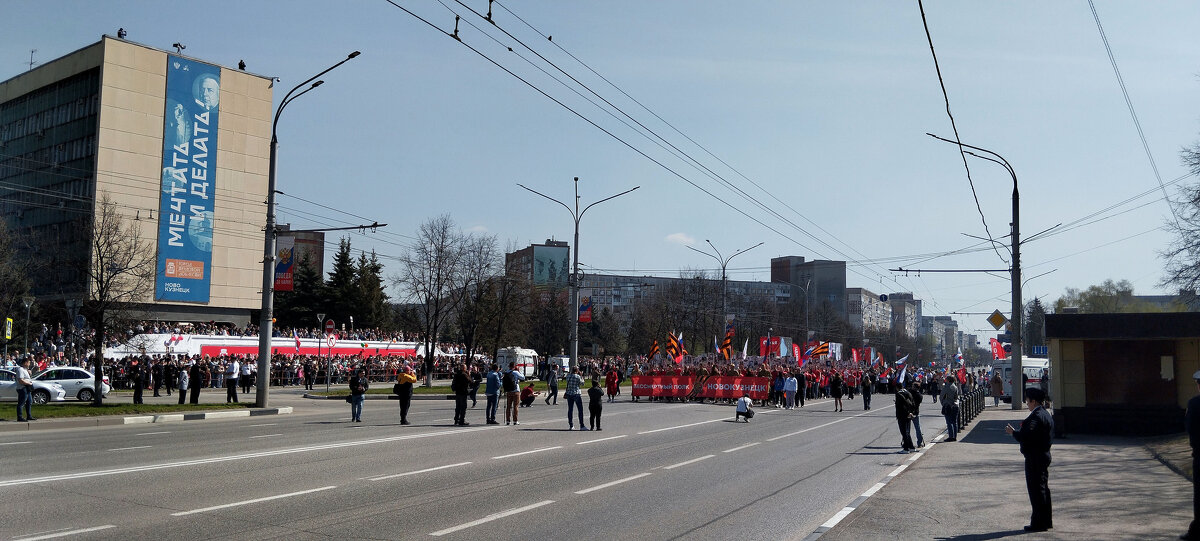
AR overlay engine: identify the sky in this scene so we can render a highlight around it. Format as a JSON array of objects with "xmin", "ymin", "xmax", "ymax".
[{"xmin": 4, "ymin": 1, "xmax": 1200, "ymax": 339}]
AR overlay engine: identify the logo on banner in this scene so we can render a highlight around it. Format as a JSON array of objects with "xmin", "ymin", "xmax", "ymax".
[{"xmin": 274, "ymin": 236, "xmax": 295, "ymax": 291}]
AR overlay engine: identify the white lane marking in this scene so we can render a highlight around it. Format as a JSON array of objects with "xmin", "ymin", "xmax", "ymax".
[
  {"xmin": 765, "ymin": 405, "xmax": 894, "ymax": 442},
  {"xmin": 13, "ymin": 525, "xmax": 116, "ymax": 540},
  {"xmin": 576, "ymin": 435, "xmax": 627, "ymax": 445},
  {"xmin": 429, "ymin": 500, "xmax": 555, "ymax": 536},
  {"xmin": 108, "ymin": 446, "xmax": 151, "ymax": 452},
  {"xmin": 247, "ymin": 423, "xmax": 277, "ymax": 428},
  {"xmin": 171, "ymin": 485, "xmax": 337, "ymax": 516},
  {"xmin": 907, "ymin": 452, "xmax": 921, "ymax": 462},
  {"xmin": 820, "ymin": 506, "xmax": 856, "ymax": 529},
  {"xmin": 861, "ymin": 482, "xmax": 886, "ymax": 497},
  {"xmin": 249, "ymin": 434, "xmax": 282, "ymax": 439},
  {"xmin": 369, "ymin": 462, "xmax": 472, "ymax": 482},
  {"xmin": 492, "ymin": 446, "xmax": 562, "ymax": 460},
  {"xmin": 722, "ymin": 442, "xmax": 760, "ymax": 453},
  {"xmin": 0, "ymin": 424, "xmax": 502, "ymax": 488},
  {"xmin": 638, "ymin": 418, "xmax": 723, "ymax": 434},
  {"xmin": 888, "ymin": 464, "xmax": 908, "ymax": 477},
  {"xmin": 0, "ymin": 441, "xmax": 32, "ymax": 446},
  {"xmin": 574, "ymin": 473, "xmax": 652, "ymax": 495},
  {"xmin": 662, "ymin": 454, "xmax": 715, "ymax": 470},
  {"xmin": 136, "ymin": 431, "xmax": 170, "ymax": 436}
]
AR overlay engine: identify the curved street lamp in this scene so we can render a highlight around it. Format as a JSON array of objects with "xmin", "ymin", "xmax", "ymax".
[
  {"xmin": 686, "ymin": 240, "xmax": 762, "ymax": 349},
  {"xmin": 256, "ymin": 51, "xmax": 360, "ymax": 408}
]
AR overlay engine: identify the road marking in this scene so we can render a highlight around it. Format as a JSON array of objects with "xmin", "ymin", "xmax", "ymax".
[
  {"xmin": 888, "ymin": 464, "xmax": 908, "ymax": 477},
  {"xmin": 108, "ymin": 446, "xmax": 151, "ymax": 452},
  {"xmin": 171, "ymin": 486, "xmax": 337, "ymax": 516},
  {"xmin": 820, "ymin": 506, "xmax": 855, "ymax": 529},
  {"xmin": 722, "ymin": 442, "xmax": 760, "ymax": 453},
  {"xmin": 765, "ymin": 405, "xmax": 893, "ymax": 442},
  {"xmin": 13, "ymin": 525, "xmax": 116, "ymax": 540},
  {"xmin": 638, "ymin": 418, "xmax": 723, "ymax": 434},
  {"xmin": 136, "ymin": 431, "xmax": 170, "ymax": 436},
  {"xmin": 663, "ymin": 454, "xmax": 714, "ymax": 470},
  {"xmin": 0, "ymin": 424, "xmax": 501, "ymax": 488},
  {"xmin": 861, "ymin": 482, "xmax": 886, "ymax": 497},
  {"xmin": 430, "ymin": 500, "xmax": 555, "ymax": 536},
  {"xmin": 369, "ymin": 462, "xmax": 472, "ymax": 481},
  {"xmin": 249, "ymin": 434, "xmax": 282, "ymax": 439},
  {"xmin": 492, "ymin": 446, "xmax": 562, "ymax": 460},
  {"xmin": 247, "ymin": 423, "xmax": 277, "ymax": 428},
  {"xmin": 0, "ymin": 441, "xmax": 32, "ymax": 446},
  {"xmin": 576, "ymin": 435, "xmax": 627, "ymax": 445},
  {"xmin": 574, "ymin": 473, "xmax": 652, "ymax": 494}
]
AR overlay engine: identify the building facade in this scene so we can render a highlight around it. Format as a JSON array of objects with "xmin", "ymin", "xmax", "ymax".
[{"xmin": 847, "ymin": 287, "xmax": 891, "ymax": 331}]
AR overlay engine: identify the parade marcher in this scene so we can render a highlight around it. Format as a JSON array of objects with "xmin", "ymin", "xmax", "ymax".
[
  {"xmin": 895, "ymin": 381, "xmax": 916, "ymax": 453},
  {"xmin": 484, "ymin": 364, "xmax": 501, "ymax": 424},
  {"xmin": 783, "ymin": 372, "xmax": 798, "ymax": 409},
  {"xmin": 502, "ymin": 362, "xmax": 524, "ymax": 425},
  {"xmin": 564, "ymin": 366, "xmax": 587, "ymax": 430},
  {"xmin": 911, "ymin": 383, "xmax": 925, "ymax": 447},
  {"xmin": 605, "ymin": 368, "xmax": 619, "ymax": 403},
  {"xmin": 735, "ymin": 394, "xmax": 755, "ymax": 422},
  {"xmin": 831, "ymin": 371, "xmax": 844, "ymax": 412},
  {"xmin": 177, "ymin": 362, "xmax": 190, "ymax": 405},
  {"xmin": 348, "ymin": 367, "xmax": 368, "ymax": 423},
  {"xmin": 1182, "ymin": 370, "xmax": 1200, "ymax": 540},
  {"xmin": 796, "ymin": 370, "xmax": 806, "ymax": 408},
  {"xmin": 1006, "ymin": 386, "xmax": 1053, "ymax": 532},
  {"xmin": 940, "ymin": 375, "xmax": 960, "ymax": 441},
  {"xmin": 394, "ymin": 366, "xmax": 416, "ymax": 425},
  {"xmin": 991, "ymin": 371, "xmax": 1004, "ymax": 407},
  {"xmin": 861, "ymin": 371, "xmax": 873, "ymax": 410},
  {"xmin": 451, "ymin": 364, "xmax": 470, "ymax": 426},
  {"xmin": 15, "ymin": 357, "xmax": 35, "ymax": 422},
  {"xmin": 544, "ymin": 364, "xmax": 559, "ymax": 405},
  {"xmin": 587, "ymin": 379, "xmax": 604, "ymax": 430}
]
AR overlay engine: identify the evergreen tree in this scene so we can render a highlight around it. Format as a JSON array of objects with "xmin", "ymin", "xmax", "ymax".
[
  {"xmin": 355, "ymin": 250, "xmax": 390, "ymax": 329},
  {"xmin": 325, "ymin": 238, "xmax": 359, "ymax": 328},
  {"xmin": 276, "ymin": 251, "xmax": 325, "ymax": 329}
]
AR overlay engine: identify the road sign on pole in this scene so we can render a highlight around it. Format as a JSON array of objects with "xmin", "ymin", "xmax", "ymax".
[
  {"xmin": 325, "ymin": 319, "xmax": 335, "ymax": 334},
  {"xmin": 4, "ymin": 318, "xmax": 11, "ymax": 340},
  {"xmin": 987, "ymin": 310, "xmax": 1008, "ymax": 331}
]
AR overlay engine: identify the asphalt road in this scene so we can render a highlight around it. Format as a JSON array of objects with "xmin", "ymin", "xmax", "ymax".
[{"xmin": 0, "ymin": 391, "xmax": 946, "ymax": 541}]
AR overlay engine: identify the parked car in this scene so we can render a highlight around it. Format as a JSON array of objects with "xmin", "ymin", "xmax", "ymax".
[
  {"xmin": 0, "ymin": 369, "xmax": 68, "ymax": 404},
  {"xmin": 34, "ymin": 367, "xmax": 110, "ymax": 401}
]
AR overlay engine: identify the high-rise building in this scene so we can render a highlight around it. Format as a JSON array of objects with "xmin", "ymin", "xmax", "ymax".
[{"xmin": 771, "ymin": 256, "xmax": 847, "ymax": 320}]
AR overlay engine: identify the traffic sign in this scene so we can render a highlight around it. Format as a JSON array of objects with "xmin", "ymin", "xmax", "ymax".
[
  {"xmin": 997, "ymin": 332, "xmax": 1012, "ymax": 343},
  {"xmin": 326, "ymin": 335, "xmax": 337, "ymax": 348},
  {"xmin": 1031, "ymin": 345, "xmax": 1048, "ymax": 356},
  {"xmin": 4, "ymin": 318, "xmax": 11, "ymax": 340},
  {"xmin": 987, "ymin": 310, "xmax": 1008, "ymax": 330},
  {"xmin": 325, "ymin": 319, "xmax": 335, "ymax": 334}
]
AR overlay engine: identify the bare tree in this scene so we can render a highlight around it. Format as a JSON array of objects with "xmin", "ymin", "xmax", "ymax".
[
  {"xmin": 81, "ymin": 195, "xmax": 155, "ymax": 405},
  {"xmin": 394, "ymin": 215, "xmax": 473, "ymax": 386},
  {"xmin": 0, "ymin": 220, "xmax": 32, "ymax": 349},
  {"xmin": 453, "ymin": 234, "xmax": 499, "ymax": 360},
  {"xmin": 1162, "ymin": 144, "xmax": 1200, "ymax": 301}
]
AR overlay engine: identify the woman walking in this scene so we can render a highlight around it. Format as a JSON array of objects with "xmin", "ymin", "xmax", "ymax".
[
  {"xmin": 348, "ymin": 367, "xmax": 368, "ymax": 423},
  {"xmin": 831, "ymin": 371, "xmax": 844, "ymax": 412}
]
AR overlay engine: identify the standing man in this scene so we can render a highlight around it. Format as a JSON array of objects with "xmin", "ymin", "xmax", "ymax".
[
  {"xmin": 484, "ymin": 364, "xmax": 501, "ymax": 425},
  {"xmin": 394, "ymin": 365, "xmax": 416, "ymax": 425},
  {"xmin": 895, "ymin": 381, "xmax": 915, "ymax": 453},
  {"xmin": 502, "ymin": 362, "xmax": 524, "ymax": 425},
  {"xmin": 563, "ymin": 366, "xmax": 587, "ymax": 430},
  {"xmin": 544, "ymin": 364, "xmax": 559, "ymax": 405},
  {"xmin": 130, "ymin": 359, "xmax": 144, "ymax": 404},
  {"xmin": 991, "ymin": 371, "xmax": 1004, "ymax": 407},
  {"xmin": 15, "ymin": 357, "xmax": 35, "ymax": 422},
  {"xmin": 1183, "ymin": 370, "xmax": 1200, "ymax": 540},
  {"xmin": 188, "ymin": 361, "xmax": 204, "ymax": 404},
  {"xmin": 451, "ymin": 363, "xmax": 470, "ymax": 426},
  {"xmin": 940, "ymin": 374, "xmax": 960, "ymax": 441},
  {"xmin": 1006, "ymin": 386, "xmax": 1053, "ymax": 532},
  {"xmin": 861, "ymin": 370, "xmax": 873, "ymax": 410},
  {"xmin": 177, "ymin": 361, "xmax": 190, "ymax": 405},
  {"xmin": 151, "ymin": 359, "xmax": 163, "ymax": 397},
  {"xmin": 224, "ymin": 357, "xmax": 240, "ymax": 403}
]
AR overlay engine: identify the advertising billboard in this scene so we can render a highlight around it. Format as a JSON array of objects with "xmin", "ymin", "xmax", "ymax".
[
  {"xmin": 532, "ymin": 244, "xmax": 570, "ymax": 287},
  {"xmin": 155, "ymin": 55, "xmax": 219, "ymax": 302},
  {"xmin": 274, "ymin": 236, "xmax": 295, "ymax": 292}
]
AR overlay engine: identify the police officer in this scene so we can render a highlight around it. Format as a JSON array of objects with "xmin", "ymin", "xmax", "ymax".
[
  {"xmin": 1006, "ymin": 386, "xmax": 1053, "ymax": 532},
  {"xmin": 1181, "ymin": 370, "xmax": 1200, "ymax": 540}
]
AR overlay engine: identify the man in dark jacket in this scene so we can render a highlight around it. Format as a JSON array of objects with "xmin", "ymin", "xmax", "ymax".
[
  {"xmin": 1006, "ymin": 386, "xmax": 1053, "ymax": 532},
  {"xmin": 1182, "ymin": 371, "xmax": 1200, "ymax": 540},
  {"xmin": 451, "ymin": 363, "xmax": 471, "ymax": 426},
  {"xmin": 895, "ymin": 382, "xmax": 915, "ymax": 453}
]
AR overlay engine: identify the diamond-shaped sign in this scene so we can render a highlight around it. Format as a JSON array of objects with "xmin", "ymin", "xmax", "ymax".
[{"xmin": 987, "ymin": 310, "xmax": 1008, "ymax": 330}]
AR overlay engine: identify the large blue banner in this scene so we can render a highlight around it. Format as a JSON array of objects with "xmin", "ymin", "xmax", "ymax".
[{"xmin": 156, "ymin": 55, "xmax": 219, "ymax": 302}]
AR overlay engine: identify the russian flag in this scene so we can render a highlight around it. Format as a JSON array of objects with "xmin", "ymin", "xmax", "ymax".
[
  {"xmin": 956, "ymin": 348, "xmax": 965, "ymax": 365},
  {"xmin": 895, "ymin": 355, "xmax": 908, "ymax": 366}
]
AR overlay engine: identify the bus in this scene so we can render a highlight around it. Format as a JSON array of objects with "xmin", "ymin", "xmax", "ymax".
[{"xmin": 992, "ymin": 356, "xmax": 1049, "ymax": 402}]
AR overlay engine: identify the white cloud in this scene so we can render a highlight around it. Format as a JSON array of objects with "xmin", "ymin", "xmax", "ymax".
[{"xmin": 665, "ymin": 232, "xmax": 695, "ymax": 245}]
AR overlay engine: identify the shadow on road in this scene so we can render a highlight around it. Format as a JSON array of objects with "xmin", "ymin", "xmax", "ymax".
[
  {"xmin": 959, "ymin": 419, "xmax": 1018, "ymax": 445},
  {"xmin": 935, "ymin": 530, "xmax": 1029, "ymax": 540}
]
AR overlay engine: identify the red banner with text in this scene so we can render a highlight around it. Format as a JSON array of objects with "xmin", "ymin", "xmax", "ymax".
[
  {"xmin": 630, "ymin": 376, "xmax": 693, "ymax": 397},
  {"xmin": 630, "ymin": 376, "xmax": 769, "ymax": 400}
]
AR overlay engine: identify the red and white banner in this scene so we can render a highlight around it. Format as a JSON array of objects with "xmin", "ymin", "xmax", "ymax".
[
  {"xmin": 630, "ymin": 376, "xmax": 769, "ymax": 400},
  {"xmin": 630, "ymin": 376, "xmax": 693, "ymax": 398}
]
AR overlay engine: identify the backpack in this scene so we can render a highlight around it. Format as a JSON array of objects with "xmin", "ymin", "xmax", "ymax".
[
  {"xmin": 896, "ymin": 389, "xmax": 915, "ymax": 414},
  {"xmin": 502, "ymin": 371, "xmax": 517, "ymax": 393}
]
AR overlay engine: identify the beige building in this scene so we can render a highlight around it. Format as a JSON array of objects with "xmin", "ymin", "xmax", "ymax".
[{"xmin": 0, "ymin": 35, "xmax": 272, "ymax": 323}]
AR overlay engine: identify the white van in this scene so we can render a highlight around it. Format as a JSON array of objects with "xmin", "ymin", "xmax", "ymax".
[
  {"xmin": 495, "ymin": 347, "xmax": 539, "ymax": 378},
  {"xmin": 992, "ymin": 356, "xmax": 1049, "ymax": 402}
]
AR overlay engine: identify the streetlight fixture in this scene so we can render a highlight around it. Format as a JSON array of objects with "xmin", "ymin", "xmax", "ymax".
[
  {"xmin": 927, "ymin": 133, "xmax": 1022, "ymax": 411},
  {"xmin": 686, "ymin": 240, "xmax": 762, "ymax": 348},
  {"xmin": 255, "ymin": 51, "xmax": 360, "ymax": 408},
  {"xmin": 518, "ymin": 177, "xmax": 639, "ymax": 372},
  {"xmin": 21, "ymin": 296, "xmax": 34, "ymax": 353}
]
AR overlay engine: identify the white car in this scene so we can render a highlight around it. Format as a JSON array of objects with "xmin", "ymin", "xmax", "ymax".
[
  {"xmin": 34, "ymin": 367, "xmax": 111, "ymax": 401},
  {"xmin": 0, "ymin": 369, "xmax": 68, "ymax": 404}
]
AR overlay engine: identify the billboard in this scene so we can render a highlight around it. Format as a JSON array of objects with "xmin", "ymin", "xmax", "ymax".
[
  {"xmin": 155, "ymin": 55, "xmax": 219, "ymax": 302},
  {"xmin": 274, "ymin": 236, "xmax": 295, "ymax": 291},
  {"xmin": 532, "ymin": 244, "xmax": 569, "ymax": 287}
]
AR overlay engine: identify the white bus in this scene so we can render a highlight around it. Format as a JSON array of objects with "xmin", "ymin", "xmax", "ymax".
[{"xmin": 992, "ymin": 356, "xmax": 1049, "ymax": 402}]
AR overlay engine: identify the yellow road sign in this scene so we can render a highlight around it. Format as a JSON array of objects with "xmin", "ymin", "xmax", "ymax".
[
  {"xmin": 987, "ymin": 310, "xmax": 1008, "ymax": 331},
  {"xmin": 4, "ymin": 318, "xmax": 11, "ymax": 340}
]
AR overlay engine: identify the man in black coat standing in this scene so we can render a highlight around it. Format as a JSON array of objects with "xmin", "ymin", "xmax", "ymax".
[
  {"xmin": 1181, "ymin": 370, "xmax": 1200, "ymax": 540},
  {"xmin": 451, "ymin": 363, "xmax": 470, "ymax": 426},
  {"xmin": 1006, "ymin": 386, "xmax": 1053, "ymax": 532}
]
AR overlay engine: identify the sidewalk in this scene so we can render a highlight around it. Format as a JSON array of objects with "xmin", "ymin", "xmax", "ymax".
[
  {"xmin": 817, "ymin": 406, "xmax": 1193, "ymax": 540},
  {"xmin": 1, "ymin": 387, "xmax": 295, "ymax": 432}
]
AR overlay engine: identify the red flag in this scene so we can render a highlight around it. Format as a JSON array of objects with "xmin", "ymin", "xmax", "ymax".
[{"xmin": 957, "ymin": 366, "xmax": 967, "ymax": 384}]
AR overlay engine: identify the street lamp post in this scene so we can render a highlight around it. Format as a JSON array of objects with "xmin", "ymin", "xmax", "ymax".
[
  {"xmin": 255, "ymin": 51, "xmax": 359, "ymax": 408},
  {"xmin": 518, "ymin": 177, "xmax": 639, "ymax": 372},
  {"xmin": 927, "ymin": 133, "xmax": 1021, "ymax": 411},
  {"xmin": 22, "ymin": 296, "xmax": 34, "ymax": 353},
  {"xmin": 686, "ymin": 240, "xmax": 762, "ymax": 351}
]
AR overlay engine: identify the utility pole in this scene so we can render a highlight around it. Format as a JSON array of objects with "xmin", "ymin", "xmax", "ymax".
[{"xmin": 686, "ymin": 240, "xmax": 762, "ymax": 351}]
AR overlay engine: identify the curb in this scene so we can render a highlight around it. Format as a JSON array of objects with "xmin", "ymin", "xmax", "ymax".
[
  {"xmin": 0, "ymin": 407, "xmax": 293, "ymax": 432},
  {"xmin": 303, "ymin": 393, "xmax": 453, "ymax": 401},
  {"xmin": 1146, "ymin": 442, "xmax": 1193, "ymax": 482}
]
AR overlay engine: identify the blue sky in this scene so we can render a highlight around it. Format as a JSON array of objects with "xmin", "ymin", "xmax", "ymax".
[{"xmin": 4, "ymin": 1, "xmax": 1199, "ymax": 338}]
